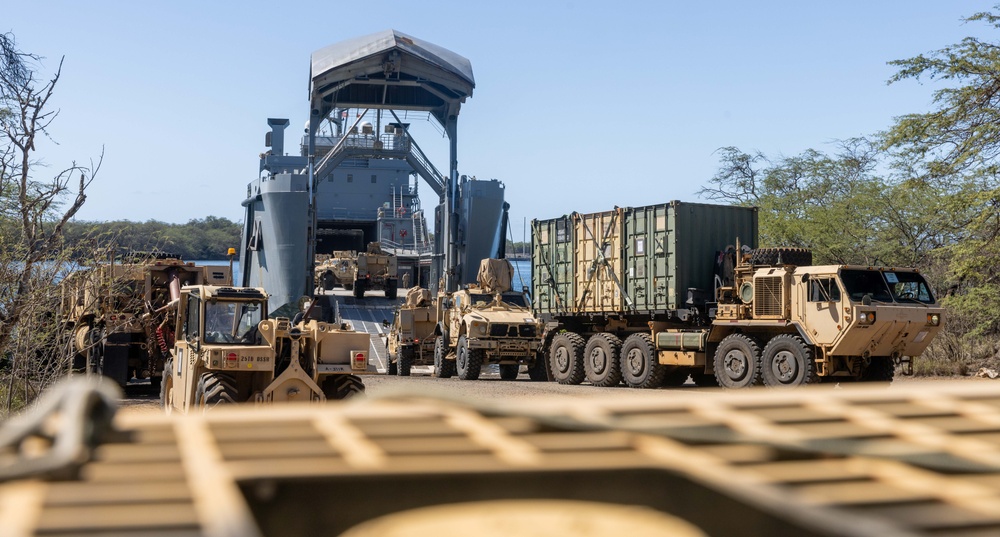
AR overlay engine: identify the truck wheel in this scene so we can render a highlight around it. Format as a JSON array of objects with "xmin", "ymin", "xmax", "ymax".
[
  {"xmin": 584, "ymin": 333, "xmax": 623, "ymax": 387},
  {"xmin": 620, "ymin": 333, "xmax": 666, "ymax": 389},
  {"xmin": 859, "ymin": 357, "xmax": 895, "ymax": 382},
  {"xmin": 385, "ymin": 279, "xmax": 398, "ymax": 300},
  {"xmin": 749, "ymin": 247, "xmax": 812, "ymax": 267},
  {"xmin": 194, "ymin": 372, "xmax": 238, "ymax": 410},
  {"xmin": 353, "ymin": 281, "xmax": 366, "ymax": 299},
  {"xmin": 344, "ymin": 283, "xmax": 354, "ymax": 291},
  {"xmin": 323, "ymin": 375, "xmax": 366, "ymax": 400},
  {"xmin": 714, "ymin": 334, "xmax": 761, "ymax": 389},
  {"xmin": 399, "ymin": 348, "xmax": 414, "ymax": 376},
  {"xmin": 322, "ymin": 272, "xmax": 335, "ymax": 291},
  {"xmin": 549, "ymin": 332, "xmax": 586, "ymax": 385},
  {"xmin": 160, "ymin": 358, "xmax": 173, "ymax": 412},
  {"xmin": 456, "ymin": 335, "xmax": 483, "ymax": 381},
  {"xmin": 499, "ymin": 364, "xmax": 519, "ymax": 380},
  {"xmin": 760, "ymin": 334, "xmax": 818, "ymax": 387},
  {"xmin": 150, "ymin": 375, "xmax": 162, "ymax": 395},
  {"xmin": 434, "ymin": 336, "xmax": 455, "ymax": 378},
  {"xmin": 386, "ymin": 354, "xmax": 398, "ymax": 375}
]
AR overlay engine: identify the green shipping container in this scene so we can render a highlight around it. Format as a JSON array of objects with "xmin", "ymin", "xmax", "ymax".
[{"xmin": 532, "ymin": 201, "xmax": 758, "ymax": 317}]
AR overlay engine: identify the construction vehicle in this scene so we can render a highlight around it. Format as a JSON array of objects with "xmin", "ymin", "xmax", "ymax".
[
  {"xmin": 534, "ymin": 201, "xmax": 945, "ymax": 389},
  {"xmin": 384, "ymin": 287, "xmax": 437, "ymax": 376},
  {"xmin": 314, "ymin": 251, "xmax": 358, "ymax": 291},
  {"xmin": 162, "ymin": 285, "xmax": 372, "ymax": 412},
  {"xmin": 352, "ymin": 242, "xmax": 399, "ymax": 299},
  {"xmin": 60, "ymin": 254, "xmax": 231, "ymax": 391},
  {"xmin": 434, "ymin": 259, "xmax": 547, "ymax": 381}
]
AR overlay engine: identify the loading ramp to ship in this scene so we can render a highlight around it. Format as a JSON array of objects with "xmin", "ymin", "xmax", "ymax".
[{"xmin": 316, "ymin": 289, "xmax": 403, "ymax": 375}]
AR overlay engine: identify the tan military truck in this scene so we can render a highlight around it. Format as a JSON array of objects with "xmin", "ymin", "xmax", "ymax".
[
  {"xmin": 384, "ymin": 287, "xmax": 437, "ymax": 376},
  {"xmin": 534, "ymin": 202, "xmax": 945, "ymax": 389},
  {"xmin": 353, "ymin": 242, "xmax": 398, "ymax": 299},
  {"xmin": 60, "ymin": 254, "xmax": 231, "ymax": 391},
  {"xmin": 315, "ymin": 251, "xmax": 358, "ymax": 291},
  {"xmin": 434, "ymin": 259, "xmax": 548, "ymax": 381},
  {"xmin": 162, "ymin": 285, "xmax": 373, "ymax": 413}
]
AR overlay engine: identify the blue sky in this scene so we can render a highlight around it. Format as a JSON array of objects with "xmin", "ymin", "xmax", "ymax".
[{"xmin": 5, "ymin": 1, "xmax": 990, "ymax": 241}]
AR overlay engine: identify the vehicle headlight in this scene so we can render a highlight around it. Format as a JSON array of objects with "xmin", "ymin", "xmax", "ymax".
[
  {"xmin": 858, "ymin": 311, "xmax": 876, "ymax": 325},
  {"xmin": 927, "ymin": 313, "xmax": 941, "ymax": 326},
  {"xmin": 470, "ymin": 321, "xmax": 487, "ymax": 335}
]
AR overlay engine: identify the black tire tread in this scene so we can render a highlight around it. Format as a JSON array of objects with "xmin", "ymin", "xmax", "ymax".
[
  {"xmin": 620, "ymin": 333, "xmax": 665, "ymax": 389},
  {"xmin": 749, "ymin": 247, "xmax": 812, "ymax": 267},
  {"xmin": 499, "ymin": 364, "xmax": 519, "ymax": 380},
  {"xmin": 713, "ymin": 333, "xmax": 762, "ymax": 389},
  {"xmin": 323, "ymin": 374, "xmax": 365, "ymax": 400},
  {"xmin": 760, "ymin": 334, "xmax": 819, "ymax": 387},
  {"xmin": 549, "ymin": 332, "xmax": 586, "ymax": 385},
  {"xmin": 584, "ymin": 332, "xmax": 623, "ymax": 387}
]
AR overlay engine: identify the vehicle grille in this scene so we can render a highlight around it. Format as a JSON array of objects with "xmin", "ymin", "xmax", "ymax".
[
  {"xmin": 519, "ymin": 325, "xmax": 536, "ymax": 338},
  {"xmin": 490, "ymin": 324, "xmax": 509, "ymax": 337}
]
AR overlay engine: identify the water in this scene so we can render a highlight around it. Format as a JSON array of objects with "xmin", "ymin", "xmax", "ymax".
[{"xmin": 190, "ymin": 260, "xmax": 240, "ymax": 284}]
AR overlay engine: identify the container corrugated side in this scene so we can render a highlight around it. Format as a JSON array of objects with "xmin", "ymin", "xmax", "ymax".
[
  {"xmin": 531, "ymin": 216, "xmax": 575, "ymax": 316},
  {"xmin": 573, "ymin": 209, "xmax": 625, "ymax": 314},
  {"xmin": 622, "ymin": 201, "xmax": 757, "ymax": 312}
]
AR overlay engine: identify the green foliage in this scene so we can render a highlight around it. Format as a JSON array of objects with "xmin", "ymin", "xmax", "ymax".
[{"xmin": 63, "ymin": 216, "xmax": 242, "ymax": 261}]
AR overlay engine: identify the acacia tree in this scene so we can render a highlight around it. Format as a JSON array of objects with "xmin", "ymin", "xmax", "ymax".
[
  {"xmin": 884, "ymin": 8, "xmax": 1000, "ymax": 337},
  {"xmin": 0, "ymin": 32, "xmax": 102, "ymax": 412}
]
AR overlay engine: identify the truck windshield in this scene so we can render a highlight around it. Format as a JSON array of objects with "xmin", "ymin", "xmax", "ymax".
[
  {"xmin": 839, "ymin": 269, "xmax": 935, "ymax": 304},
  {"xmin": 204, "ymin": 300, "xmax": 265, "ymax": 344}
]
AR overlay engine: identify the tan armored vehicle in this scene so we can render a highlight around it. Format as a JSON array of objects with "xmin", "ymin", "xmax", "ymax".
[
  {"xmin": 434, "ymin": 259, "xmax": 547, "ymax": 381},
  {"xmin": 384, "ymin": 287, "xmax": 437, "ymax": 375},
  {"xmin": 162, "ymin": 285, "xmax": 373, "ymax": 412},
  {"xmin": 60, "ymin": 254, "xmax": 231, "ymax": 391},
  {"xmin": 315, "ymin": 251, "xmax": 358, "ymax": 291},
  {"xmin": 353, "ymin": 242, "xmax": 398, "ymax": 299}
]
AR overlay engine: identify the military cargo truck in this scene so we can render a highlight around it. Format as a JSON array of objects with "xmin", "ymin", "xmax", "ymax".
[
  {"xmin": 163, "ymin": 285, "xmax": 372, "ymax": 412},
  {"xmin": 533, "ymin": 201, "xmax": 944, "ymax": 389},
  {"xmin": 353, "ymin": 242, "xmax": 399, "ymax": 299},
  {"xmin": 384, "ymin": 287, "xmax": 437, "ymax": 376},
  {"xmin": 434, "ymin": 259, "xmax": 548, "ymax": 381},
  {"xmin": 315, "ymin": 251, "xmax": 357, "ymax": 291},
  {"xmin": 60, "ymin": 255, "xmax": 231, "ymax": 391}
]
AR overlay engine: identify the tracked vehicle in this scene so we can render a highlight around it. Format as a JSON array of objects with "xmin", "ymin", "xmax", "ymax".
[{"xmin": 163, "ymin": 285, "xmax": 373, "ymax": 412}]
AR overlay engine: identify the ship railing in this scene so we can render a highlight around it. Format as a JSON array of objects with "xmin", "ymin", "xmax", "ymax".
[
  {"xmin": 316, "ymin": 207, "xmax": 380, "ymax": 221},
  {"xmin": 379, "ymin": 237, "xmax": 434, "ymax": 256}
]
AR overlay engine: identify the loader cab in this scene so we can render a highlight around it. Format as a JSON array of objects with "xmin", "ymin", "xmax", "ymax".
[{"xmin": 176, "ymin": 287, "xmax": 269, "ymax": 347}]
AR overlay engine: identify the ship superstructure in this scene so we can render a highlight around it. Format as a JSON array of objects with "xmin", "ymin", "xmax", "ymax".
[{"xmin": 240, "ymin": 30, "xmax": 507, "ymax": 313}]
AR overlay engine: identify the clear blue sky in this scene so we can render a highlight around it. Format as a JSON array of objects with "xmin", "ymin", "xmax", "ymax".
[{"xmin": 5, "ymin": 1, "xmax": 990, "ymax": 241}]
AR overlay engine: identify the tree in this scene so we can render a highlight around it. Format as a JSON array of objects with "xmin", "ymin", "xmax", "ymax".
[
  {"xmin": 0, "ymin": 33, "xmax": 102, "ymax": 412},
  {"xmin": 884, "ymin": 8, "xmax": 1000, "ymax": 336}
]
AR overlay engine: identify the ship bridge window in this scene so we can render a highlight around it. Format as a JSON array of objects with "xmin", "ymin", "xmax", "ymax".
[{"xmin": 808, "ymin": 278, "xmax": 841, "ymax": 302}]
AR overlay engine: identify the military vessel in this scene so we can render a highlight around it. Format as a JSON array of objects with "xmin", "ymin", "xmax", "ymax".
[{"xmin": 239, "ymin": 30, "xmax": 508, "ymax": 314}]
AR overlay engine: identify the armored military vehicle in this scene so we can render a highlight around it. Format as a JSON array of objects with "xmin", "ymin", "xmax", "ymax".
[
  {"xmin": 60, "ymin": 254, "xmax": 231, "ymax": 391},
  {"xmin": 315, "ymin": 251, "xmax": 357, "ymax": 291},
  {"xmin": 162, "ymin": 285, "xmax": 373, "ymax": 412},
  {"xmin": 384, "ymin": 287, "xmax": 437, "ymax": 376},
  {"xmin": 353, "ymin": 242, "xmax": 398, "ymax": 299},
  {"xmin": 434, "ymin": 259, "xmax": 547, "ymax": 381},
  {"xmin": 534, "ymin": 202, "xmax": 945, "ymax": 389}
]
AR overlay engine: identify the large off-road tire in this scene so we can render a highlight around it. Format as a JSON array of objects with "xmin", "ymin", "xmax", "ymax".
[
  {"xmin": 527, "ymin": 352, "xmax": 549, "ymax": 382},
  {"xmin": 398, "ymin": 347, "xmax": 414, "ymax": 377},
  {"xmin": 455, "ymin": 335, "xmax": 483, "ymax": 381},
  {"xmin": 713, "ymin": 334, "xmax": 762, "ymax": 389},
  {"xmin": 160, "ymin": 358, "xmax": 173, "ymax": 411},
  {"xmin": 620, "ymin": 333, "xmax": 666, "ymax": 389},
  {"xmin": 194, "ymin": 372, "xmax": 238, "ymax": 410},
  {"xmin": 353, "ymin": 281, "xmax": 366, "ymax": 299},
  {"xmin": 434, "ymin": 336, "xmax": 455, "ymax": 378},
  {"xmin": 859, "ymin": 357, "xmax": 895, "ymax": 383},
  {"xmin": 343, "ymin": 283, "xmax": 354, "ymax": 291},
  {"xmin": 150, "ymin": 375, "xmax": 162, "ymax": 395},
  {"xmin": 322, "ymin": 272, "xmax": 335, "ymax": 291},
  {"xmin": 499, "ymin": 364, "xmax": 519, "ymax": 380},
  {"xmin": 323, "ymin": 374, "xmax": 365, "ymax": 400},
  {"xmin": 386, "ymin": 354, "xmax": 398, "ymax": 375},
  {"xmin": 549, "ymin": 332, "xmax": 586, "ymax": 385},
  {"xmin": 584, "ymin": 333, "xmax": 623, "ymax": 387},
  {"xmin": 760, "ymin": 334, "xmax": 818, "ymax": 387},
  {"xmin": 749, "ymin": 247, "xmax": 812, "ymax": 267},
  {"xmin": 384, "ymin": 279, "xmax": 398, "ymax": 300}
]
